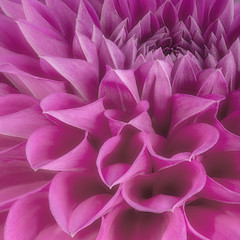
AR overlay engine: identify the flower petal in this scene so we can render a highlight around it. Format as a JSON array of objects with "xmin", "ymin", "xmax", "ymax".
[
  {"xmin": 42, "ymin": 56, "xmax": 98, "ymax": 102},
  {"xmin": 99, "ymin": 68, "xmax": 140, "ymax": 112},
  {"xmin": 0, "ymin": 161, "xmax": 53, "ymax": 210},
  {"xmin": 185, "ymin": 199, "xmax": 240, "ymax": 240},
  {"xmin": 49, "ymin": 171, "xmax": 121, "ymax": 235},
  {"xmin": 100, "ymin": 203, "xmax": 187, "ymax": 240},
  {"xmin": 123, "ymin": 160, "xmax": 206, "ymax": 213},
  {"xmin": 97, "ymin": 127, "xmax": 151, "ymax": 188},
  {"xmin": 26, "ymin": 125, "xmax": 96, "ymax": 171},
  {"xmin": 17, "ymin": 20, "xmax": 69, "ymax": 57}
]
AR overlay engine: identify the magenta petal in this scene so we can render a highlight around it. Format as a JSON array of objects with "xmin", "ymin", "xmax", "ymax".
[
  {"xmin": 22, "ymin": 0, "xmax": 62, "ymax": 32},
  {"xmin": 100, "ymin": 203, "xmax": 187, "ymax": 240},
  {"xmin": 0, "ymin": 94, "xmax": 49, "ymax": 138},
  {"xmin": 209, "ymin": 0, "xmax": 234, "ymax": 31},
  {"xmin": 123, "ymin": 160, "xmax": 206, "ymax": 213},
  {"xmin": 42, "ymin": 56, "xmax": 98, "ymax": 102},
  {"xmin": 99, "ymin": 68, "xmax": 140, "ymax": 112},
  {"xmin": 17, "ymin": 20, "xmax": 69, "ymax": 57},
  {"xmin": 148, "ymin": 123, "xmax": 219, "ymax": 170},
  {"xmin": 97, "ymin": 127, "xmax": 151, "ymax": 188},
  {"xmin": 216, "ymin": 51, "xmax": 236, "ymax": 91},
  {"xmin": 121, "ymin": 38, "xmax": 138, "ymax": 68},
  {"xmin": 49, "ymin": 171, "xmax": 121, "ymax": 235},
  {"xmin": 104, "ymin": 101, "xmax": 154, "ymax": 135},
  {"xmin": 197, "ymin": 68, "xmax": 228, "ymax": 96},
  {"xmin": 136, "ymin": 60, "xmax": 172, "ymax": 135},
  {"xmin": 221, "ymin": 110, "xmax": 240, "ymax": 136},
  {"xmin": 0, "ymin": 65, "xmax": 67, "ymax": 100},
  {"xmin": 41, "ymin": 92, "xmax": 85, "ymax": 112},
  {"xmin": 26, "ymin": 125, "xmax": 96, "ymax": 171},
  {"xmin": 42, "ymin": 98, "xmax": 109, "ymax": 138},
  {"xmin": 5, "ymin": 192, "xmax": 53, "ymax": 240},
  {"xmin": 35, "ymin": 220, "xmax": 101, "ymax": 240},
  {"xmin": 5, "ymin": 192, "xmax": 99, "ymax": 240},
  {"xmin": 171, "ymin": 55, "xmax": 201, "ymax": 94},
  {"xmin": 166, "ymin": 123, "xmax": 219, "ymax": 158},
  {"xmin": 178, "ymin": 0, "xmax": 196, "ymax": 21},
  {"xmin": 0, "ymin": 0, "xmax": 25, "ymax": 19},
  {"xmin": 0, "ymin": 161, "xmax": 53, "ymax": 210},
  {"xmin": 73, "ymin": 32, "xmax": 99, "ymax": 70},
  {"xmin": 157, "ymin": 1, "xmax": 178, "ymax": 29},
  {"xmin": 0, "ymin": 15, "xmax": 35, "ymax": 56},
  {"xmin": 185, "ymin": 199, "xmax": 240, "ymax": 240},
  {"xmin": 76, "ymin": 0, "xmax": 100, "ymax": 36},
  {"xmin": 100, "ymin": 0, "xmax": 122, "ymax": 36},
  {"xmin": 200, "ymin": 150, "xmax": 240, "ymax": 202},
  {"xmin": 170, "ymin": 94, "xmax": 219, "ymax": 134}
]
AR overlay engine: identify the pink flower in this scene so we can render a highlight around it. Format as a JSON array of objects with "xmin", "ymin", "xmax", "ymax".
[{"xmin": 0, "ymin": 0, "xmax": 240, "ymax": 239}]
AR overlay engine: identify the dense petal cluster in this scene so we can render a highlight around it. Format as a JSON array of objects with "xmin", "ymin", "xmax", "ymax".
[{"xmin": 0, "ymin": 0, "xmax": 240, "ymax": 239}]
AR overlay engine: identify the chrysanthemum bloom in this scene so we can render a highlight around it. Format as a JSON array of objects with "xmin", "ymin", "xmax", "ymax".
[{"xmin": 1, "ymin": 0, "xmax": 240, "ymax": 239}]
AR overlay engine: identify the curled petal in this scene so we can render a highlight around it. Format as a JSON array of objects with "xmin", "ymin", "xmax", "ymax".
[
  {"xmin": 222, "ymin": 110, "xmax": 240, "ymax": 136},
  {"xmin": 185, "ymin": 199, "xmax": 240, "ymax": 240},
  {"xmin": 123, "ymin": 160, "xmax": 206, "ymax": 213},
  {"xmin": 100, "ymin": 203, "xmax": 187, "ymax": 240},
  {"xmin": 26, "ymin": 125, "xmax": 96, "ymax": 171},
  {"xmin": 99, "ymin": 68, "xmax": 140, "ymax": 112},
  {"xmin": 42, "ymin": 97, "xmax": 109, "ymax": 138},
  {"xmin": 170, "ymin": 94, "xmax": 220, "ymax": 134},
  {"xmin": 104, "ymin": 100, "xmax": 154, "ymax": 135},
  {"xmin": 97, "ymin": 127, "xmax": 151, "ymax": 188},
  {"xmin": 148, "ymin": 123, "xmax": 219, "ymax": 170},
  {"xmin": 49, "ymin": 171, "xmax": 121, "ymax": 236},
  {"xmin": 0, "ymin": 161, "xmax": 53, "ymax": 211},
  {"xmin": 5, "ymin": 192, "xmax": 101, "ymax": 240},
  {"xmin": 0, "ymin": 94, "xmax": 49, "ymax": 138}
]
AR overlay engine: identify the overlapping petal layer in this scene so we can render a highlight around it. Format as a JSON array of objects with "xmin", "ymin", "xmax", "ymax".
[{"xmin": 0, "ymin": 0, "xmax": 240, "ymax": 239}]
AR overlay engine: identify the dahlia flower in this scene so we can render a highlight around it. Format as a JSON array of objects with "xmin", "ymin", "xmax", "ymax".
[{"xmin": 1, "ymin": 0, "xmax": 240, "ymax": 239}]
